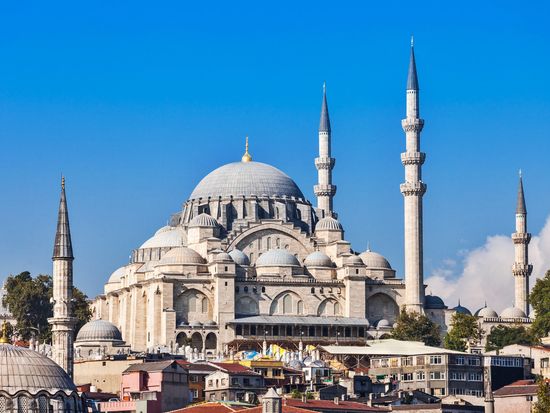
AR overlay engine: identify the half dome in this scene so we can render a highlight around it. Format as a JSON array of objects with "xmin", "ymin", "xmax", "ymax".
[
  {"xmin": 189, "ymin": 161, "xmax": 304, "ymax": 201},
  {"xmin": 0, "ymin": 344, "xmax": 77, "ymax": 395},
  {"xmin": 304, "ymin": 251, "xmax": 333, "ymax": 268},
  {"xmin": 107, "ymin": 266, "xmax": 127, "ymax": 284},
  {"xmin": 229, "ymin": 249, "xmax": 250, "ymax": 266},
  {"xmin": 76, "ymin": 320, "xmax": 123, "ymax": 342},
  {"xmin": 140, "ymin": 226, "xmax": 186, "ymax": 249},
  {"xmin": 316, "ymin": 217, "xmax": 343, "ymax": 231},
  {"xmin": 256, "ymin": 249, "xmax": 300, "ymax": 267},
  {"xmin": 158, "ymin": 246, "xmax": 205, "ymax": 265}
]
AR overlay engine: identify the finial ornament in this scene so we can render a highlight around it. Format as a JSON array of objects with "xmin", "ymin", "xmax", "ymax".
[
  {"xmin": 411, "ymin": 35, "xmax": 414, "ymax": 47},
  {"xmin": 0, "ymin": 321, "xmax": 9, "ymax": 344},
  {"xmin": 241, "ymin": 136, "xmax": 252, "ymax": 162},
  {"xmin": 61, "ymin": 175, "xmax": 65, "ymax": 190},
  {"xmin": 366, "ymin": 241, "xmax": 371, "ymax": 252},
  {"xmin": 323, "ymin": 81, "xmax": 326, "ymax": 93},
  {"xmin": 519, "ymin": 169, "xmax": 522, "ymax": 178}
]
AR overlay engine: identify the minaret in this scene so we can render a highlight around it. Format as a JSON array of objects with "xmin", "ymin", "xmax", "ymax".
[
  {"xmin": 400, "ymin": 38, "xmax": 426, "ymax": 313},
  {"xmin": 512, "ymin": 172, "xmax": 532, "ymax": 316},
  {"xmin": 48, "ymin": 177, "xmax": 77, "ymax": 377},
  {"xmin": 314, "ymin": 82, "xmax": 336, "ymax": 217}
]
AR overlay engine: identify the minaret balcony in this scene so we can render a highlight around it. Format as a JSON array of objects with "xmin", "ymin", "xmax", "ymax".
[
  {"xmin": 315, "ymin": 157, "xmax": 335, "ymax": 170},
  {"xmin": 512, "ymin": 232, "xmax": 531, "ymax": 244},
  {"xmin": 314, "ymin": 184, "xmax": 337, "ymax": 197},
  {"xmin": 401, "ymin": 118, "xmax": 424, "ymax": 132},
  {"xmin": 400, "ymin": 182, "xmax": 426, "ymax": 196},
  {"xmin": 512, "ymin": 263, "xmax": 533, "ymax": 276},
  {"xmin": 401, "ymin": 152, "xmax": 426, "ymax": 166}
]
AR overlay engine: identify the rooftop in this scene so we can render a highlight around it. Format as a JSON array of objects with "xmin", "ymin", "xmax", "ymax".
[
  {"xmin": 321, "ymin": 339, "xmax": 466, "ymax": 356},
  {"xmin": 285, "ymin": 399, "xmax": 387, "ymax": 412},
  {"xmin": 230, "ymin": 315, "xmax": 370, "ymax": 326},
  {"xmin": 493, "ymin": 380, "xmax": 538, "ymax": 397}
]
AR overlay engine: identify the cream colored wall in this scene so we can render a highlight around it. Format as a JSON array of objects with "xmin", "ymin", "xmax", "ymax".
[{"xmin": 73, "ymin": 359, "xmax": 144, "ymax": 394}]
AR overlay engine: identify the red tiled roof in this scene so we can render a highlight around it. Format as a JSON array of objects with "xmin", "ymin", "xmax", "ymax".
[
  {"xmin": 245, "ymin": 406, "xmax": 318, "ymax": 413},
  {"xmin": 168, "ymin": 402, "xmax": 251, "ymax": 413},
  {"xmin": 493, "ymin": 381, "xmax": 538, "ymax": 398},
  {"xmin": 208, "ymin": 362, "xmax": 261, "ymax": 375},
  {"xmin": 285, "ymin": 399, "xmax": 387, "ymax": 412}
]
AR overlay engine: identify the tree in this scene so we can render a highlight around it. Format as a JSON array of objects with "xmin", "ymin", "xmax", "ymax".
[
  {"xmin": 533, "ymin": 377, "xmax": 550, "ymax": 413},
  {"xmin": 391, "ymin": 308, "xmax": 441, "ymax": 347},
  {"xmin": 3, "ymin": 271, "xmax": 91, "ymax": 341},
  {"xmin": 485, "ymin": 324, "xmax": 535, "ymax": 352},
  {"xmin": 530, "ymin": 270, "xmax": 550, "ymax": 340},
  {"xmin": 444, "ymin": 313, "xmax": 484, "ymax": 352}
]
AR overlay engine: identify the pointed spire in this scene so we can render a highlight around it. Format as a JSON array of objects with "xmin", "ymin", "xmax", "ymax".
[
  {"xmin": 407, "ymin": 37, "xmax": 419, "ymax": 91},
  {"xmin": 319, "ymin": 82, "xmax": 331, "ymax": 133},
  {"xmin": 516, "ymin": 172, "xmax": 526, "ymax": 214},
  {"xmin": 241, "ymin": 136, "xmax": 252, "ymax": 162},
  {"xmin": 53, "ymin": 176, "xmax": 74, "ymax": 259}
]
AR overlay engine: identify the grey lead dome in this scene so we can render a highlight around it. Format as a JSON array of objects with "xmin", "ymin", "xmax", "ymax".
[
  {"xmin": 76, "ymin": 319, "xmax": 123, "ymax": 342},
  {"xmin": 188, "ymin": 161, "xmax": 305, "ymax": 201}
]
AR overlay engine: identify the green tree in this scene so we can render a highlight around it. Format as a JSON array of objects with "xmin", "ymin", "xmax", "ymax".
[
  {"xmin": 530, "ymin": 270, "xmax": 550, "ymax": 340},
  {"xmin": 3, "ymin": 271, "xmax": 91, "ymax": 341},
  {"xmin": 533, "ymin": 377, "xmax": 550, "ymax": 413},
  {"xmin": 485, "ymin": 324, "xmax": 534, "ymax": 352},
  {"xmin": 444, "ymin": 313, "xmax": 484, "ymax": 352},
  {"xmin": 391, "ymin": 308, "xmax": 441, "ymax": 347}
]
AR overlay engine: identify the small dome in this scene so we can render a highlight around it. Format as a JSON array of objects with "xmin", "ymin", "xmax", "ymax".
[
  {"xmin": 189, "ymin": 213, "xmax": 219, "ymax": 228},
  {"xmin": 425, "ymin": 295, "xmax": 446, "ymax": 310},
  {"xmin": 475, "ymin": 306, "xmax": 498, "ymax": 318},
  {"xmin": 288, "ymin": 359, "xmax": 305, "ymax": 370},
  {"xmin": 0, "ymin": 344, "xmax": 77, "ymax": 395},
  {"xmin": 107, "ymin": 266, "xmax": 127, "ymax": 284},
  {"xmin": 158, "ymin": 246, "xmax": 205, "ymax": 265},
  {"xmin": 453, "ymin": 302, "xmax": 472, "ymax": 316},
  {"xmin": 76, "ymin": 320, "xmax": 123, "ymax": 342},
  {"xmin": 359, "ymin": 250, "xmax": 392, "ymax": 269},
  {"xmin": 377, "ymin": 319, "xmax": 391, "ymax": 328},
  {"xmin": 140, "ymin": 226, "xmax": 186, "ymax": 249},
  {"xmin": 344, "ymin": 254, "xmax": 364, "ymax": 266},
  {"xmin": 304, "ymin": 251, "xmax": 333, "ymax": 268},
  {"xmin": 256, "ymin": 249, "xmax": 300, "ymax": 267},
  {"xmin": 214, "ymin": 251, "xmax": 233, "ymax": 262},
  {"xmin": 204, "ymin": 320, "xmax": 217, "ymax": 326},
  {"xmin": 189, "ymin": 321, "xmax": 203, "ymax": 327},
  {"xmin": 500, "ymin": 306, "xmax": 527, "ymax": 319},
  {"xmin": 189, "ymin": 161, "xmax": 304, "ymax": 201},
  {"xmin": 229, "ymin": 249, "xmax": 250, "ymax": 266},
  {"xmin": 316, "ymin": 217, "xmax": 343, "ymax": 231}
]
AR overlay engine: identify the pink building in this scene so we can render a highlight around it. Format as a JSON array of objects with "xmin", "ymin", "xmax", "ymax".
[{"xmin": 98, "ymin": 360, "xmax": 190, "ymax": 413}]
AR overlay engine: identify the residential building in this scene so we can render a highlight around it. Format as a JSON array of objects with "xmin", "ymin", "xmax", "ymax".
[
  {"xmin": 493, "ymin": 379, "xmax": 539, "ymax": 413},
  {"xmin": 205, "ymin": 362, "xmax": 265, "ymax": 403},
  {"xmin": 178, "ymin": 361, "xmax": 218, "ymax": 402}
]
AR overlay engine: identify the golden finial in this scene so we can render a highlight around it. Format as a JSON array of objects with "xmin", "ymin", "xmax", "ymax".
[
  {"xmin": 241, "ymin": 136, "xmax": 252, "ymax": 162},
  {"xmin": 0, "ymin": 321, "xmax": 9, "ymax": 344},
  {"xmin": 61, "ymin": 175, "xmax": 65, "ymax": 190}
]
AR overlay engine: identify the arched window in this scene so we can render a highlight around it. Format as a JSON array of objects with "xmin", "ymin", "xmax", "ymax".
[
  {"xmin": 334, "ymin": 302, "xmax": 341, "ymax": 316},
  {"xmin": 276, "ymin": 238, "xmax": 280, "ymax": 248},
  {"xmin": 188, "ymin": 295, "xmax": 197, "ymax": 312},
  {"xmin": 282, "ymin": 294, "xmax": 292, "ymax": 314},
  {"xmin": 201, "ymin": 297, "xmax": 208, "ymax": 313},
  {"xmin": 297, "ymin": 300, "xmax": 304, "ymax": 315},
  {"xmin": 267, "ymin": 237, "xmax": 271, "ymax": 249}
]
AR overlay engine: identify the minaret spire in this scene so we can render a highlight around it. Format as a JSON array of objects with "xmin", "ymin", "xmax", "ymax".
[
  {"xmin": 48, "ymin": 177, "xmax": 77, "ymax": 378},
  {"xmin": 314, "ymin": 82, "xmax": 336, "ymax": 217},
  {"xmin": 401, "ymin": 40, "xmax": 426, "ymax": 313},
  {"xmin": 512, "ymin": 172, "xmax": 532, "ymax": 316}
]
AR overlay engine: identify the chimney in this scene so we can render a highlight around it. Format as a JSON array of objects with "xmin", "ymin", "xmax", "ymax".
[
  {"xmin": 334, "ymin": 397, "xmax": 339, "ymax": 405},
  {"xmin": 301, "ymin": 394, "xmax": 307, "ymax": 403}
]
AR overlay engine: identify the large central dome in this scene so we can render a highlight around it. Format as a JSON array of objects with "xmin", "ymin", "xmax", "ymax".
[{"xmin": 189, "ymin": 161, "xmax": 305, "ymax": 201}]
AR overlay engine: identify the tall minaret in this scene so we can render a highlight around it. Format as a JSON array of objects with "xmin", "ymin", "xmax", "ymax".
[
  {"xmin": 48, "ymin": 177, "xmax": 77, "ymax": 377},
  {"xmin": 400, "ymin": 38, "xmax": 426, "ymax": 313},
  {"xmin": 314, "ymin": 82, "xmax": 336, "ymax": 217},
  {"xmin": 512, "ymin": 172, "xmax": 532, "ymax": 316}
]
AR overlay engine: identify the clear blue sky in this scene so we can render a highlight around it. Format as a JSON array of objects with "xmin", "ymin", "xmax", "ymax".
[{"xmin": 0, "ymin": 1, "xmax": 549, "ymax": 298}]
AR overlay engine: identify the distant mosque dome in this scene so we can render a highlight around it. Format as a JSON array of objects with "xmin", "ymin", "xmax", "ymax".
[
  {"xmin": 500, "ymin": 306, "xmax": 527, "ymax": 319},
  {"xmin": 359, "ymin": 250, "xmax": 392, "ymax": 269},
  {"xmin": 0, "ymin": 342, "xmax": 83, "ymax": 411},
  {"xmin": 377, "ymin": 319, "xmax": 391, "ymax": 328},
  {"xmin": 229, "ymin": 249, "xmax": 250, "ymax": 266},
  {"xmin": 76, "ymin": 320, "xmax": 123, "ymax": 342},
  {"xmin": 425, "ymin": 295, "xmax": 446, "ymax": 310},
  {"xmin": 189, "ymin": 213, "xmax": 219, "ymax": 228},
  {"xmin": 256, "ymin": 249, "xmax": 301, "ymax": 267},
  {"xmin": 157, "ymin": 246, "xmax": 205, "ymax": 265},
  {"xmin": 475, "ymin": 305, "xmax": 498, "ymax": 318},
  {"xmin": 453, "ymin": 302, "xmax": 472, "ymax": 316},
  {"xmin": 140, "ymin": 226, "xmax": 186, "ymax": 249},
  {"xmin": 107, "ymin": 266, "xmax": 127, "ymax": 284},
  {"xmin": 344, "ymin": 255, "xmax": 364, "ymax": 266},
  {"xmin": 304, "ymin": 251, "xmax": 333, "ymax": 268},
  {"xmin": 213, "ymin": 251, "xmax": 233, "ymax": 262},
  {"xmin": 188, "ymin": 161, "xmax": 304, "ymax": 201},
  {"xmin": 316, "ymin": 217, "xmax": 343, "ymax": 231}
]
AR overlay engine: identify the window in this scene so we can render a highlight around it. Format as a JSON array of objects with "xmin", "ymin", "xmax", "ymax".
[
  {"xmin": 469, "ymin": 372, "xmax": 483, "ymax": 381},
  {"xmin": 244, "ymin": 286, "xmax": 249, "ymax": 293},
  {"xmin": 311, "ymin": 287, "xmax": 315, "ymax": 294},
  {"xmin": 416, "ymin": 356, "xmax": 425, "ymax": 365},
  {"xmin": 208, "ymin": 380, "xmax": 213, "ymax": 387},
  {"xmin": 416, "ymin": 371, "xmax": 425, "ymax": 380},
  {"xmin": 190, "ymin": 375, "xmax": 199, "ymax": 383},
  {"xmin": 429, "ymin": 355, "xmax": 442, "ymax": 365},
  {"xmin": 231, "ymin": 378, "xmax": 239, "ymax": 385},
  {"xmin": 430, "ymin": 371, "xmax": 445, "ymax": 380},
  {"xmin": 297, "ymin": 300, "xmax": 304, "ymax": 314},
  {"xmin": 450, "ymin": 372, "xmax": 467, "ymax": 381},
  {"xmin": 201, "ymin": 297, "xmax": 208, "ymax": 313},
  {"xmin": 467, "ymin": 357, "xmax": 481, "ymax": 366},
  {"xmin": 402, "ymin": 357, "xmax": 413, "ymax": 366},
  {"xmin": 455, "ymin": 356, "xmax": 465, "ymax": 365},
  {"xmin": 282, "ymin": 294, "xmax": 292, "ymax": 314},
  {"xmin": 402, "ymin": 373, "xmax": 413, "ymax": 381},
  {"xmin": 261, "ymin": 286, "xmax": 266, "ymax": 293},
  {"xmin": 192, "ymin": 389, "xmax": 199, "ymax": 399},
  {"xmin": 235, "ymin": 287, "xmax": 240, "ymax": 293},
  {"xmin": 243, "ymin": 378, "xmax": 250, "ymax": 386}
]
